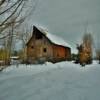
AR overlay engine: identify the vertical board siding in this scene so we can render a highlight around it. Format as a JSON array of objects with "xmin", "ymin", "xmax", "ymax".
[{"xmin": 26, "ymin": 26, "xmax": 71, "ymax": 64}]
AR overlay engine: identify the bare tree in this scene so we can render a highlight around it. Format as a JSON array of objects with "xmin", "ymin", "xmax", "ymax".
[
  {"xmin": 76, "ymin": 33, "xmax": 93, "ymax": 66},
  {"xmin": 0, "ymin": 0, "xmax": 38, "ymax": 33},
  {"xmin": 95, "ymin": 40, "xmax": 100, "ymax": 64},
  {"xmin": 18, "ymin": 26, "xmax": 32, "ymax": 63},
  {"xmin": 0, "ymin": 0, "xmax": 38, "ymax": 65},
  {"xmin": 96, "ymin": 49, "xmax": 100, "ymax": 64},
  {"xmin": 83, "ymin": 33, "xmax": 93, "ymax": 47}
]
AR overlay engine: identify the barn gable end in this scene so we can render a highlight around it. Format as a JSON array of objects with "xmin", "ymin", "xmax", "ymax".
[{"xmin": 26, "ymin": 26, "xmax": 71, "ymax": 64}]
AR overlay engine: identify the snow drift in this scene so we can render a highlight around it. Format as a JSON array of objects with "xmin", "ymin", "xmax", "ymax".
[{"xmin": 0, "ymin": 61, "xmax": 100, "ymax": 100}]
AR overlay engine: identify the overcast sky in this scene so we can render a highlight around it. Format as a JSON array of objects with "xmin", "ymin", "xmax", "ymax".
[{"xmin": 26, "ymin": 0, "xmax": 100, "ymax": 49}]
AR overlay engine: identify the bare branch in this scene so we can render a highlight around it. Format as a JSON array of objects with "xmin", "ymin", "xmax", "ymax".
[
  {"xmin": 0, "ymin": 0, "xmax": 23, "ymax": 27},
  {"xmin": 0, "ymin": 0, "xmax": 6, "ymax": 6},
  {"xmin": 0, "ymin": 0, "xmax": 38, "ymax": 34},
  {"xmin": 0, "ymin": 0, "xmax": 21, "ymax": 15}
]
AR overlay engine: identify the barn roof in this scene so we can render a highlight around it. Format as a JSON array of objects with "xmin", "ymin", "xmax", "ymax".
[{"xmin": 35, "ymin": 26, "xmax": 71, "ymax": 48}]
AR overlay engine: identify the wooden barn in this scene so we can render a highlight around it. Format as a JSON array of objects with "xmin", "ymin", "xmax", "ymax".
[{"xmin": 26, "ymin": 26, "xmax": 71, "ymax": 64}]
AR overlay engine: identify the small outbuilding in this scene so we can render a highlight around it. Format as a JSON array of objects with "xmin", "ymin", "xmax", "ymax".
[{"xmin": 26, "ymin": 26, "xmax": 71, "ymax": 64}]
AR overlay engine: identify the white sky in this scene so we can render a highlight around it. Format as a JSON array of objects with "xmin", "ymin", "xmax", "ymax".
[{"xmin": 26, "ymin": 0, "xmax": 100, "ymax": 49}]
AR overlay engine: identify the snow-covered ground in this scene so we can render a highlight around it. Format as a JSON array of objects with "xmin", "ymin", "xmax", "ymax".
[{"xmin": 0, "ymin": 61, "xmax": 100, "ymax": 100}]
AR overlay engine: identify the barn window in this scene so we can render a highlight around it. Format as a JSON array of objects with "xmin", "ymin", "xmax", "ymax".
[
  {"xmin": 35, "ymin": 32, "xmax": 43, "ymax": 39},
  {"xmin": 31, "ymin": 46, "xmax": 34, "ymax": 49},
  {"xmin": 43, "ymin": 48, "xmax": 47, "ymax": 53},
  {"xmin": 57, "ymin": 53, "xmax": 59, "ymax": 57}
]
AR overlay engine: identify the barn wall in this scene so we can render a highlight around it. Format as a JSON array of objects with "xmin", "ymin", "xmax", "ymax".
[
  {"xmin": 53, "ymin": 45, "xmax": 65, "ymax": 58},
  {"xmin": 26, "ymin": 28, "xmax": 71, "ymax": 63},
  {"xmin": 51, "ymin": 45, "xmax": 71, "ymax": 63},
  {"xmin": 27, "ymin": 37, "xmax": 36, "ymax": 63},
  {"xmin": 65, "ymin": 47, "xmax": 71, "ymax": 60},
  {"xmin": 35, "ymin": 36, "xmax": 53, "ymax": 58},
  {"xmin": 26, "ymin": 35, "xmax": 54, "ymax": 63}
]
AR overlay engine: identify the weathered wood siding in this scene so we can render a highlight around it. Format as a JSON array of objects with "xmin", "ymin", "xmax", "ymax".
[
  {"xmin": 26, "ymin": 26, "xmax": 71, "ymax": 64},
  {"xmin": 51, "ymin": 45, "xmax": 71, "ymax": 63},
  {"xmin": 53, "ymin": 45, "xmax": 65, "ymax": 58},
  {"xmin": 65, "ymin": 47, "xmax": 71, "ymax": 60},
  {"xmin": 27, "ymin": 35, "xmax": 54, "ymax": 63}
]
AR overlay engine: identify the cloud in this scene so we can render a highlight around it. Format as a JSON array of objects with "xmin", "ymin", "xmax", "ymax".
[{"xmin": 26, "ymin": 0, "xmax": 100, "ymax": 48}]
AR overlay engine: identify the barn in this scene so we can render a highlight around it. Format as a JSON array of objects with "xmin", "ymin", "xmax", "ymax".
[{"xmin": 26, "ymin": 26, "xmax": 71, "ymax": 64}]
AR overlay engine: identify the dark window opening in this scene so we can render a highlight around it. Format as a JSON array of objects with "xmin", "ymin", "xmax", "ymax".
[
  {"xmin": 31, "ymin": 46, "xmax": 34, "ymax": 49},
  {"xmin": 35, "ymin": 32, "xmax": 43, "ymax": 39},
  {"xmin": 57, "ymin": 53, "xmax": 59, "ymax": 57},
  {"xmin": 43, "ymin": 48, "xmax": 47, "ymax": 53}
]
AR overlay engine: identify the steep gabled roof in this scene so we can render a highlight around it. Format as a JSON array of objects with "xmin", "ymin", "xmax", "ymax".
[
  {"xmin": 26, "ymin": 25, "xmax": 73, "ymax": 53},
  {"xmin": 34, "ymin": 26, "xmax": 71, "ymax": 48}
]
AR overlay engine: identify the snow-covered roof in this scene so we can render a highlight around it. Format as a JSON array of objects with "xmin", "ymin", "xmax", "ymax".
[
  {"xmin": 10, "ymin": 56, "xmax": 19, "ymax": 59},
  {"xmin": 36, "ymin": 26, "xmax": 71, "ymax": 48}
]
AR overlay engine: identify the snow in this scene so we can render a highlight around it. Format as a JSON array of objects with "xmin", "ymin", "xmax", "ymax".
[
  {"xmin": 37, "ymin": 26, "xmax": 77, "ymax": 53},
  {"xmin": 37, "ymin": 26, "xmax": 71, "ymax": 47},
  {"xmin": 0, "ymin": 61, "xmax": 100, "ymax": 100}
]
